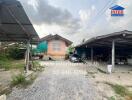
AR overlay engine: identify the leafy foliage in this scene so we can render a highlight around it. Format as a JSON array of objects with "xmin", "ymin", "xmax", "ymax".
[
  {"xmin": 67, "ymin": 45, "xmax": 74, "ymax": 54},
  {"xmin": 0, "ymin": 43, "xmax": 26, "ymax": 70},
  {"xmin": 7, "ymin": 47, "xmax": 25, "ymax": 59}
]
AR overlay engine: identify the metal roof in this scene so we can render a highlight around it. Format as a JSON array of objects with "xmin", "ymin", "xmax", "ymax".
[
  {"xmin": 0, "ymin": 0, "xmax": 39, "ymax": 43},
  {"xmin": 76, "ymin": 30, "xmax": 132, "ymax": 48}
]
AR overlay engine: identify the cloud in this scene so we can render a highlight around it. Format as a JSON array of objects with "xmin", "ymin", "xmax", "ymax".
[
  {"xmin": 91, "ymin": 5, "xmax": 96, "ymax": 11},
  {"xmin": 19, "ymin": 0, "xmax": 80, "ymax": 35},
  {"xmin": 18, "ymin": 0, "xmax": 132, "ymax": 45},
  {"xmin": 79, "ymin": 10, "xmax": 90, "ymax": 23},
  {"xmin": 79, "ymin": 5, "xmax": 96, "ymax": 23}
]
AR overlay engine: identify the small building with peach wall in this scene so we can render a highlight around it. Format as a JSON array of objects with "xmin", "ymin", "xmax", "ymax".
[{"xmin": 40, "ymin": 34, "xmax": 72, "ymax": 59}]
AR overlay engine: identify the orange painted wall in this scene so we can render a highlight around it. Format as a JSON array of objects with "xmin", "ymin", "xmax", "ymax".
[{"xmin": 47, "ymin": 39, "xmax": 67, "ymax": 58}]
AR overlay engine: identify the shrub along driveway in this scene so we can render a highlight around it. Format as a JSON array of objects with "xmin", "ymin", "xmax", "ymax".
[{"xmin": 7, "ymin": 61, "xmax": 100, "ymax": 100}]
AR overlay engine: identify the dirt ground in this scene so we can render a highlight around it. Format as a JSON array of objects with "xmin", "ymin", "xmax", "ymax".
[
  {"xmin": 0, "ymin": 69, "xmax": 20, "ymax": 86},
  {"xmin": 86, "ymin": 63, "xmax": 132, "ymax": 100}
]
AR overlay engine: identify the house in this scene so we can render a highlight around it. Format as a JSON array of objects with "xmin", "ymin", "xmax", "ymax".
[
  {"xmin": 40, "ymin": 34, "xmax": 72, "ymax": 59},
  {"xmin": 110, "ymin": 5, "xmax": 125, "ymax": 16}
]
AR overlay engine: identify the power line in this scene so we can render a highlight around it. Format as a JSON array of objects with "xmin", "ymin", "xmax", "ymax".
[{"xmin": 86, "ymin": 0, "xmax": 115, "ymax": 29}]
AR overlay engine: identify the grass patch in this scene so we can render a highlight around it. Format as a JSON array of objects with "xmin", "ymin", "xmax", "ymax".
[
  {"xmin": 105, "ymin": 82, "xmax": 132, "ymax": 99},
  {"xmin": 0, "ymin": 52, "xmax": 25, "ymax": 71},
  {"xmin": 10, "ymin": 60, "xmax": 25, "ymax": 71},
  {"xmin": 0, "ymin": 60, "xmax": 11, "ymax": 70},
  {"xmin": 0, "ymin": 59, "xmax": 25, "ymax": 71},
  {"xmin": 0, "ymin": 54, "xmax": 11, "ymax": 70},
  {"xmin": 111, "ymin": 84, "xmax": 128, "ymax": 97}
]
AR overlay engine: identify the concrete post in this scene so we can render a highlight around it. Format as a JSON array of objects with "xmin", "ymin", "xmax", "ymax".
[
  {"xmin": 25, "ymin": 40, "xmax": 30, "ymax": 72},
  {"xmin": 91, "ymin": 47, "xmax": 93, "ymax": 63},
  {"xmin": 112, "ymin": 40, "xmax": 115, "ymax": 70}
]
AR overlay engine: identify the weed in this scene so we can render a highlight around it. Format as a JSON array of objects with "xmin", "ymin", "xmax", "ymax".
[
  {"xmin": 105, "ymin": 82, "xmax": 132, "ymax": 98},
  {"xmin": 11, "ymin": 73, "xmax": 26, "ymax": 86},
  {"xmin": 87, "ymin": 71, "xmax": 97, "ymax": 74},
  {"xmin": 11, "ymin": 73, "xmax": 37, "ymax": 88},
  {"xmin": 111, "ymin": 84, "xmax": 128, "ymax": 97},
  {"xmin": 108, "ymin": 96, "xmax": 115, "ymax": 100},
  {"xmin": 97, "ymin": 68, "xmax": 106, "ymax": 74},
  {"xmin": 32, "ymin": 61, "xmax": 44, "ymax": 72}
]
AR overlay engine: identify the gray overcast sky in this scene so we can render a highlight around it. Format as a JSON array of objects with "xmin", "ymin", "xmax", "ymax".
[{"xmin": 19, "ymin": 0, "xmax": 132, "ymax": 45}]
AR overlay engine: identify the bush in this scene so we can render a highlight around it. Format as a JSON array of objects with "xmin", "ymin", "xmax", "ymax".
[{"xmin": 8, "ymin": 47, "xmax": 25, "ymax": 60}]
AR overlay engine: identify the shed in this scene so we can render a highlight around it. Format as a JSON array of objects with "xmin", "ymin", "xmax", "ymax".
[
  {"xmin": 75, "ymin": 30, "xmax": 132, "ymax": 68},
  {"xmin": 0, "ymin": 0, "xmax": 39, "ymax": 72}
]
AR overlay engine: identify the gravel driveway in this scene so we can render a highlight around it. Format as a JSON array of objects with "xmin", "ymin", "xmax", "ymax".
[{"xmin": 7, "ymin": 61, "xmax": 100, "ymax": 100}]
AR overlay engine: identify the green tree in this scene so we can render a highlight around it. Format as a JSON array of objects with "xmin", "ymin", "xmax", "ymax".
[{"xmin": 67, "ymin": 45, "xmax": 74, "ymax": 54}]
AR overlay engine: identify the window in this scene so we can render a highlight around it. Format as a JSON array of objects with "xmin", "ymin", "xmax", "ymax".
[{"xmin": 52, "ymin": 40, "xmax": 61, "ymax": 51}]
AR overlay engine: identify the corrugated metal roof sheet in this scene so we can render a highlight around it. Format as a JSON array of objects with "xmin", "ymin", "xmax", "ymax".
[
  {"xmin": 76, "ymin": 30, "xmax": 132, "ymax": 48},
  {"xmin": 0, "ymin": 0, "xmax": 39, "ymax": 43}
]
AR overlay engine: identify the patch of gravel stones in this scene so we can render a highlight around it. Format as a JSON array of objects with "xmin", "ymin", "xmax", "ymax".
[{"xmin": 7, "ymin": 62, "xmax": 100, "ymax": 100}]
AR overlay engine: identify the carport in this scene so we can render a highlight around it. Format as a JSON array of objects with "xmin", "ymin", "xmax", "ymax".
[
  {"xmin": 75, "ymin": 30, "xmax": 132, "ymax": 69},
  {"xmin": 0, "ymin": 0, "xmax": 39, "ymax": 72}
]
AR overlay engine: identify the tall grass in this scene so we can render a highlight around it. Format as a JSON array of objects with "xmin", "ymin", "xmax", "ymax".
[
  {"xmin": 11, "ymin": 74, "xmax": 26, "ymax": 86},
  {"xmin": 11, "ymin": 73, "xmax": 37, "ymax": 88},
  {"xmin": 0, "ymin": 53, "xmax": 11, "ymax": 70}
]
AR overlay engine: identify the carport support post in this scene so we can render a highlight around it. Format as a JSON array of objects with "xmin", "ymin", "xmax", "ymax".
[
  {"xmin": 112, "ymin": 40, "xmax": 115, "ymax": 70},
  {"xmin": 25, "ymin": 40, "xmax": 30, "ymax": 73},
  {"xmin": 91, "ymin": 47, "xmax": 93, "ymax": 63}
]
